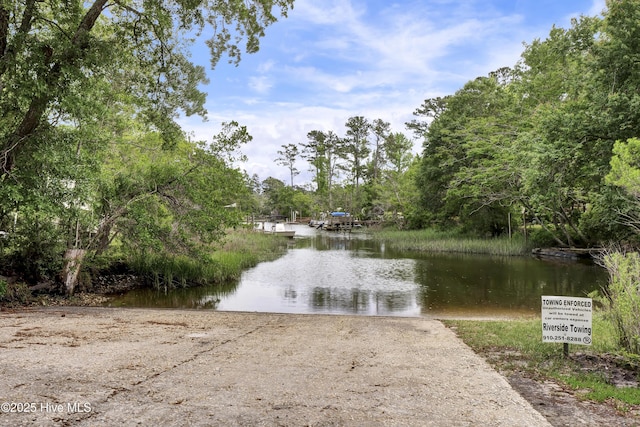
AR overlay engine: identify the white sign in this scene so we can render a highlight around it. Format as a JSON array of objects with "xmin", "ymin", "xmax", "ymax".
[{"xmin": 541, "ymin": 296, "xmax": 592, "ymax": 345}]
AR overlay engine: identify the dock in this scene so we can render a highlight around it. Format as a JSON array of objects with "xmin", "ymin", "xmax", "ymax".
[{"xmin": 313, "ymin": 212, "xmax": 362, "ymax": 232}]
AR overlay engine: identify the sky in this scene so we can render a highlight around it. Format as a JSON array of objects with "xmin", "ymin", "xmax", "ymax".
[{"xmin": 179, "ymin": 0, "xmax": 607, "ymax": 185}]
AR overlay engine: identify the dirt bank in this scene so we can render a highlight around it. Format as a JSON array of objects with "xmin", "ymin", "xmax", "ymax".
[{"xmin": 0, "ymin": 307, "xmax": 550, "ymax": 426}]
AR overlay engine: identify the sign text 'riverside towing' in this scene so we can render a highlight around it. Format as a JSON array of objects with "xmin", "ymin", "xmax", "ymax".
[{"xmin": 541, "ymin": 296, "xmax": 592, "ymax": 345}]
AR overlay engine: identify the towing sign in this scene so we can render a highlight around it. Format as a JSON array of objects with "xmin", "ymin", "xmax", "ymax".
[{"xmin": 541, "ymin": 296, "xmax": 592, "ymax": 345}]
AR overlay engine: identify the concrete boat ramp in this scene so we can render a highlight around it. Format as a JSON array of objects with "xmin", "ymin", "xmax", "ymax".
[{"xmin": 0, "ymin": 308, "xmax": 551, "ymax": 426}]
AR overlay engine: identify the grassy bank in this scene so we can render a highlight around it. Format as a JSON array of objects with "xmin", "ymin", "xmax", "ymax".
[
  {"xmin": 370, "ymin": 228, "xmax": 533, "ymax": 256},
  {"xmin": 128, "ymin": 229, "xmax": 290, "ymax": 289},
  {"xmin": 1, "ymin": 229, "xmax": 290, "ymax": 305},
  {"xmin": 444, "ymin": 315, "xmax": 640, "ymax": 408}
]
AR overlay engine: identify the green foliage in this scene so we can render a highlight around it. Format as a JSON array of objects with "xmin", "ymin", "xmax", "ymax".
[
  {"xmin": 596, "ymin": 251, "xmax": 640, "ymax": 354},
  {"xmin": 556, "ymin": 373, "xmax": 640, "ymax": 405},
  {"xmin": 0, "ymin": 0, "xmax": 293, "ymax": 290},
  {"xmin": 0, "ymin": 281, "xmax": 32, "ymax": 304},
  {"xmin": 404, "ymin": 5, "xmax": 640, "ymax": 246},
  {"xmin": 126, "ymin": 229, "xmax": 287, "ymax": 289},
  {"xmin": 447, "ymin": 315, "xmax": 619, "ymax": 363},
  {"xmin": 261, "ymin": 177, "xmax": 294, "ymax": 216},
  {"xmin": 300, "ymin": 118, "xmax": 416, "ymax": 216},
  {"xmin": 527, "ymin": 227, "xmax": 560, "ymax": 248},
  {"xmin": 128, "ymin": 253, "xmax": 224, "ymax": 289},
  {"xmin": 608, "ymin": 138, "xmax": 640, "ymax": 198}
]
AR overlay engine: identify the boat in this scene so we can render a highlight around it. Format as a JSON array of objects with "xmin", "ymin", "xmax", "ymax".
[{"xmin": 268, "ymin": 222, "xmax": 296, "ymax": 238}]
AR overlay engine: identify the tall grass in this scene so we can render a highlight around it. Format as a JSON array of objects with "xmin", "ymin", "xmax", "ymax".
[
  {"xmin": 128, "ymin": 229, "xmax": 289, "ymax": 290},
  {"xmin": 594, "ymin": 250, "xmax": 640, "ymax": 355},
  {"xmin": 371, "ymin": 228, "xmax": 533, "ymax": 256}
]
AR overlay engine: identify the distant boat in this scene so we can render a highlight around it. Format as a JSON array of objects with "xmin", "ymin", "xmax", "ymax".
[{"xmin": 268, "ymin": 222, "xmax": 296, "ymax": 238}]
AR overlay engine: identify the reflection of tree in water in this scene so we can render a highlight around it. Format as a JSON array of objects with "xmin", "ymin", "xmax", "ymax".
[
  {"xmin": 300, "ymin": 234, "xmax": 381, "ymax": 252},
  {"xmin": 106, "ymin": 280, "xmax": 240, "ymax": 309},
  {"xmin": 310, "ymin": 287, "xmax": 415, "ymax": 315},
  {"xmin": 283, "ymin": 287, "xmax": 297, "ymax": 301},
  {"xmin": 414, "ymin": 254, "xmax": 607, "ymax": 313}
]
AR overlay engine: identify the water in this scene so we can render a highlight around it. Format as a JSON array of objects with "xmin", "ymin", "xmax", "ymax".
[{"xmin": 106, "ymin": 224, "xmax": 609, "ymax": 318}]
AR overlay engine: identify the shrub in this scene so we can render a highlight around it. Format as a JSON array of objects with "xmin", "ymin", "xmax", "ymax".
[
  {"xmin": 527, "ymin": 227, "xmax": 559, "ymax": 248},
  {"xmin": 597, "ymin": 251, "xmax": 640, "ymax": 354},
  {"xmin": 0, "ymin": 281, "xmax": 32, "ymax": 304}
]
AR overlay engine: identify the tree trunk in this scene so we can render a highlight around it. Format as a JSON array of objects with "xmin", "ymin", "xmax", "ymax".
[{"xmin": 62, "ymin": 248, "xmax": 86, "ymax": 295}]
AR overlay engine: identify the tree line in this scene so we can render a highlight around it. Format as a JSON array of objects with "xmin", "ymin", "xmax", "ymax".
[
  {"xmin": 403, "ymin": 0, "xmax": 640, "ymax": 247},
  {"xmin": 258, "ymin": 116, "xmax": 416, "ymax": 225}
]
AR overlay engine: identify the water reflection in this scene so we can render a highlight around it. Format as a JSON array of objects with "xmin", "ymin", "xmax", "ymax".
[
  {"xmin": 413, "ymin": 254, "xmax": 602, "ymax": 318},
  {"xmin": 214, "ymin": 246, "xmax": 420, "ymax": 316},
  {"xmin": 106, "ymin": 225, "xmax": 609, "ymax": 318}
]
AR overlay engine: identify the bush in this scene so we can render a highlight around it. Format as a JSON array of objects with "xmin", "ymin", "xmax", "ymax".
[
  {"xmin": 597, "ymin": 251, "xmax": 640, "ymax": 354},
  {"xmin": 527, "ymin": 227, "xmax": 558, "ymax": 248},
  {"xmin": 0, "ymin": 281, "xmax": 32, "ymax": 305}
]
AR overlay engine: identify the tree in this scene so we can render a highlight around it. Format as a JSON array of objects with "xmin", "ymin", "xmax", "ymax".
[
  {"xmin": 74, "ymin": 122, "xmax": 250, "ymax": 293},
  {"xmin": 276, "ymin": 143, "xmax": 300, "ymax": 187},
  {"xmin": 325, "ymin": 131, "xmax": 345, "ymax": 210},
  {"xmin": 303, "ymin": 130, "xmax": 344, "ymax": 210},
  {"xmin": 369, "ymin": 132, "xmax": 415, "ymax": 226},
  {"xmin": 302, "ymin": 130, "xmax": 329, "ymax": 194},
  {"xmin": 370, "ymin": 119, "xmax": 391, "ymax": 184},
  {"xmin": 0, "ymin": 0, "xmax": 293, "ymax": 174},
  {"xmin": 384, "ymin": 132, "xmax": 414, "ymax": 175},
  {"xmin": 341, "ymin": 116, "xmax": 370, "ymax": 214},
  {"xmin": 261, "ymin": 177, "xmax": 293, "ymax": 217},
  {"xmin": 412, "ymin": 81, "xmax": 502, "ymax": 230},
  {"xmin": 408, "ymin": 14, "xmax": 609, "ymax": 241},
  {"xmin": 0, "ymin": 0, "xmax": 293, "ymax": 289},
  {"xmin": 343, "ymin": 116, "xmax": 371, "ymax": 191},
  {"xmin": 604, "ymin": 138, "xmax": 640, "ymax": 235},
  {"xmin": 514, "ymin": 16, "xmax": 605, "ymax": 246}
]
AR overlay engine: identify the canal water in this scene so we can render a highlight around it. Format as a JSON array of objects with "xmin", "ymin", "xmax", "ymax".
[{"xmin": 105, "ymin": 224, "xmax": 609, "ymax": 318}]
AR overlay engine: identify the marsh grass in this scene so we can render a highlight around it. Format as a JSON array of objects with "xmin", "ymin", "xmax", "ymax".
[
  {"xmin": 371, "ymin": 228, "xmax": 532, "ymax": 256},
  {"xmin": 445, "ymin": 315, "xmax": 640, "ymax": 407},
  {"xmin": 129, "ymin": 229, "xmax": 288, "ymax": 289}
]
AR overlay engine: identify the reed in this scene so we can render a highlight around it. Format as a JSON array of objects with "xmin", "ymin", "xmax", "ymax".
[
  {"xmin": 371, "ymin": 228, "xmax": 533, "ymax": 256},
  {"xmin": 128, "ymin": 229, "xmax": 288, "ymax": 289}
]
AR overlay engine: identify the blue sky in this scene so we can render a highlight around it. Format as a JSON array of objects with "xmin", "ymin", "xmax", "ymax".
[{"xmin": 179, "ymin": 0, "xmax": 606, "ymax": 185}]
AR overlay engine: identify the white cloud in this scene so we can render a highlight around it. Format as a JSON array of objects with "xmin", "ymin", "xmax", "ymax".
[
  {"xmin": 257, "ymin": 60, "xmax": 276, "ymax": 73},
  {"xmin": 294, "ymin": 0, "xmax": 364, "ymax": 26},
  {"xmin": 248, "ymin": 76, "xmax": 273, "ymax": 94},
  {"xmin": 588, "ymin": 0, "xmax": 607, "ymax": 17}
]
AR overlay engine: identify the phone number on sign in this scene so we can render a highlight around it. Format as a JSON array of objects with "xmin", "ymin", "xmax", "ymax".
[{"xmin": 543, "ymin": 335, "xmax": 586, "ymax": 343}]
